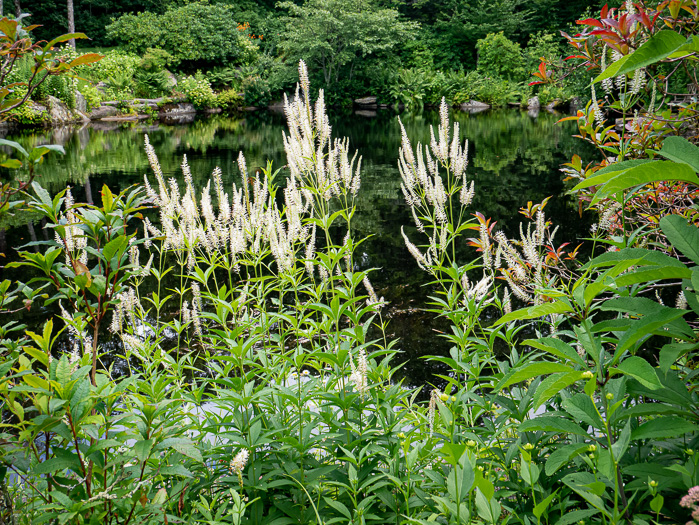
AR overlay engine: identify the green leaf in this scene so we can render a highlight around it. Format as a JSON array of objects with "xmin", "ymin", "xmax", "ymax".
[
  {"xmin": 34, "ymin": 456, "xmax": 79, "ymax": 474},
  {"xmin": 44, "ymin": 33, "xmax": 88, "ymax": 49},
  {"xmin": 657, "ymin": 136, "xmax": 699, "ymax": 173},
  {"xmin": 613, "ymin": 309, "xmax": 687, "ymax": 361},
  {"xmin": 533, "ymin": 491, "xmax": 557, "ymax": 520},
  {"xmin": 612, "ymin": 357, "xmax": 662, "ymax": 390},
  {"xmin": 134, "ymin": 439, "xmax": 155, "ymax": 464},
  {"xmin": 545, "ymin": 444, "xmax": 590, "ymax": 475},
  {"xmin": 160, "ymin": 465, "xmax": 194, "ymax": 478},
  {"xmin": 495, "ymin": 300, "xmax": 572, "ymax": 325},
  {"xmin": 592, "ymin": 161, "xmax": 699, "ymax": 204},
  {"xmin": 498, "ymin": 362, "xmax": 573, "ymax": 390},
  {"xmin": 0, "ymin": 138, "xmax": 28, "ymax": 158},
  {"xmin": 660, "ymin": 215, "xmax": 699, "ymax": 265},
  {"xmin": 533, "ymin": 371, "xmax": 586, "ymax": 409},
  {"xmin": 55, "ymin": 355, "xmax": 71, "ymax": 389},
  {"xmin": 593, "ymin": 31, "xmax": 688, "ymax": 83},
  {"xmin": 572, "ymin": 159, "xmax": 652, "ymax": 190},
  {"xmin": 0, "ymin": 159, "xmax": 22, "ymax": 169},
  {"xmin": 555, "ymin": 509, "xmax": 599, "ymax": 525},
  {"xmin": 562, "ymin": 394, "xmax": 602, "ymax": 428},
  {"xmin": 519, "ymin": 416, "xmax": 588, "ymax": 436},
  {"xmin": 68, "ymin": 53, "xmax": 103, "ymax": 68},
  {"xmin": 101, "ymin": 236, "xmax": 128, "ymax": 263},
  {"xmin": 524, "ymin": 338, "xmax": 586, "ymax": 367},
  {"xmin": 158, "ymin": 437, "xmax": 203, "ymax": 463},
  {"xmin": 631, "ymin": 416, "xmax": 698, "ymax": 440}
]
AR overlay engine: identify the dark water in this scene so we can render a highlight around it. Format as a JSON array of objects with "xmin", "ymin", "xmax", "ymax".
[{"xmin": 0, "ymin": 108, "xmax": 594, "ymax": 387}]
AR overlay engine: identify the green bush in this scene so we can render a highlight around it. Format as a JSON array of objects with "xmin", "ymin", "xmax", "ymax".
[
  {"xmin": 77, "ymin": 81, "xmax": 103, "ymax": 111},
  {"xmin": 106, "ymin": 3, "xmax": 259, "ymax": 71},
  {"xmin": 216, "ymin": 89, "xmax": 243, "ymax": 112},
  {"xmin": 3, "ymin": 88, "xmax": 49, "ymax": 125},
  {"xmin": 179, "ymin": 73, "xmax": 216, "ymax": 109},
  {"xmin": 242, "ymin": 75, "xmax": 272, "ymax": 107},
  {"xmin": 79, "ymin": 49, "xmax": 140, "ymax": 85},
  {"xmin": 476, "ymin": 32, "xmax": 526, "ymax": 81},
  {"xmin": 35, "ymin": 75, "xmax": 77, "ymax": 109}
]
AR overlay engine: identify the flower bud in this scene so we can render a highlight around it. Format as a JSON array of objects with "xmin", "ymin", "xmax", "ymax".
[
  {"xmin": 649, "ymin": 480, "xmax": 658, "ymax": 488},
  {"xmin": 466, "ymin": 440, "xmax": 476, "ymax": 447},
  {"xmin": 605, "ymin": 392, "xmax": 614, "ymax": 400},
  {"xmin": 582, "ymin": 371, "xmax": 594, "ymax": 379},
  {"xmin": 587, "ymin": 444, "xmax": 597, "ymax": 452},
  {"xmin": 524, "ymin": 443, "xmax": 534, "ymax": 451},
  {"xmin": 397, "ymin": 432, "xmax": 405, "ymax": 439}
]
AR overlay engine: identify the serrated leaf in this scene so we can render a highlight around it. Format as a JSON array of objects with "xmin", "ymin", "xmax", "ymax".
[
  {"xmin": 592, "ymin": 161, "xmax": 698, "ymax": 204},
  {"xmin": 55, "ymin": 355, "xmax": 71, "ymax": 389},
  {"xmin": 134, "ymin": 439, "xmax": 154, "ymax": 464},
  {"xmin": 545, "ymin": 444, "xmax": 589, "ymax": 475},
  {"xmin": 533, "ymin": 371, "xmax": 586, "ymax": 409},
  {"xmin": 593, "ymin": 31, "xmax": 687, "ymax": 83},
  {"xmin": 498, "ymin": 362, "xmax": 573, "ymax": 390},
  {"xmin": 519, "ymin": 416, "xmax": 588, "ymax": 436},
  {"xmin": 657, "ymin": 136, "xmax": 699, "ymax": 173},
  {"xmin": 495, "ymin": 300, "xmax": 572, "ymax": 325},
  {"xmin": 660, "ymin": 215, "xmax": 699, "ymax": 265}
]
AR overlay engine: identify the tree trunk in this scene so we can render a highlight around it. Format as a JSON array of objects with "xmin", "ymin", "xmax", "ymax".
[
  {"xmin": 67, "ymin": 0, "xmax": 75, "ymax": 48},
  {"xmin": 13, "ymin": 0, "xmax": 19, "ymax": 17},
  {"xmin": 0, "ymin": 1, "xmax": 4, "ymax": 17}
]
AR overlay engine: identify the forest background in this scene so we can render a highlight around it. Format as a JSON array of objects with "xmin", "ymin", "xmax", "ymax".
[{"xmin": 3, "ymin": 0, "xmax": 620, "ymax": 117}]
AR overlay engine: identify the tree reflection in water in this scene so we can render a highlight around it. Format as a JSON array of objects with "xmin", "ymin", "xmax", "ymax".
[{"xmin": 0, "ymin": 109, "xmax": 594, "ymax": 387}]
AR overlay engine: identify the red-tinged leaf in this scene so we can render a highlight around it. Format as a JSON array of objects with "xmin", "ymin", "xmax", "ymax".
[
  {"xmin": 68, "ymin": 53, "xmax": 103, "ymax": 68},
  {"xmin": 601, "ymin": 3, "xmax": 609, "ymax": 18},
  {"xmin": 44, "ymin": 33, "xmax": 87, "ymax": 50},
  {"xmin": 529, "ymin": 81, "xmax": 545, "ymax": 86},
  {"xmin": 577, "ymin": 18, "xmax": 605, "ymax": 27},
  {"xmin": 0, "ymin": 19, "xmax": 18, "ymax": 40},
  {"xmin": 565, "ymin": 54, "xmax": 588, "ymax": 60},
  {"xmin": 24, "ymin": 24, "xmax": 41, "ymax": 32},
  {"xmin": 538, "ymin": 62, "xmax": 547, "ymax": 77}
]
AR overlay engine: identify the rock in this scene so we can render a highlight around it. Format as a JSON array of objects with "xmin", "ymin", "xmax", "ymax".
[
  {"xmin": 89, "ymin": 106, "xmax": 120, "ymax": 119},
  {"xmin": 46, "ymin": 96, "xmax": 78, "ymax": 125},
  {"xmin": 354, "ymin": 96, "xmax": 378, "ymax": 106},
  {"xmin": 158, "ymin": 102, "xmax": 196, "ymax": 116},
  {"xmin": 546, "ymin": 99, "xmax": 565, "ymax": 112},
  {"xmin": 460, "ymin": 100, "xmax": 490, "ymax": 113},
  {"xmin": 75, "ymin": 91, "xmax": 87, "ymax": 113},
  {"xmin": 101, "ymin": 100, "xmax": 120, "ymax": 106},
  {"xmin": 527, "ymin": 96, "xmax": 540, "ymax": 110},
  {"xmin": 204, "ymin": 108, "xmax": 222, "ymax": 114},
  {"xmin": 354, "ymin": 109, "xmax": 377, "ymax": 118},
  {"xmin": 568, "ymin": 97, "xmax": 581, "ymax": 112},
  {"xmin": 166, "ymin": 71, "xmax": 177, "ymax": 88},
  {"xmin": 100, "ymin": 114, "xmax": 150, "ymax": 121}
]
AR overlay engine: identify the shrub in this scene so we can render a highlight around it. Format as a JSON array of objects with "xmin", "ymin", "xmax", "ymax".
[
  {"xmin": 216, "ymin": 89, "xmax": 243, "ymax": 112},
  {"xmin": 476, "ymin": 32, "xmax": 526, "ymax": 81},
  {"xmin": 241, "ymin": 75, "xmax": 271, "ymax": 107},
  {"xmin": 35, "ymin": 75, "xmax": 77, "ymax": 109},
  {"xmin": 106, "ymin": 3, "xmax": 258, "ymax": 71},
  {"xmin": 78, "ymin": 49, "xmax": 140, "ymax": 85},
  {"xmin": 78, "ymin": 81, "xmax": 103, "ymax": 110},
  {"xmin": 179, "ymin": 73, "xmax": 216, "ymax": 109}
]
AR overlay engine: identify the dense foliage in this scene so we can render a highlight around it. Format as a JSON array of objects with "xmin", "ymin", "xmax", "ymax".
[
  {"xmin": 1, "ymin": 0, "xmax": 699, "ymax": 524},
  {"xmin": 8, "ymin": 0, "xmax": 610, "ymax": 109}
]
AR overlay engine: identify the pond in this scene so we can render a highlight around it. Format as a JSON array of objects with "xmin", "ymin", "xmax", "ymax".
[{"xmin": 0, "ymin": 108, "xmax": 594, "ymax": 387}]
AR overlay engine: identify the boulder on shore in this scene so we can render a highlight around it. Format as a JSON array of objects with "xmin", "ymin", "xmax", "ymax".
[
  {"xmin": 354, "ymin": 96, "xmax": 378, "ymax": 108},
  {"xmin": 460, "ymin": 100, "xmax": 490, "ymax": 113},
  {"xmin": 527, "ymin": 96, "xmax": 540, "ymax": 110},
  {"xmin": 89, "ymin": 106, "xmax": 120, "ymax": 120}
]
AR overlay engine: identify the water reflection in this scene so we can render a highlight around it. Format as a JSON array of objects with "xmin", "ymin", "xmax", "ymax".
[{"xmin": 1, "ymin": 109, "xmax": 594, "ymax": 387}]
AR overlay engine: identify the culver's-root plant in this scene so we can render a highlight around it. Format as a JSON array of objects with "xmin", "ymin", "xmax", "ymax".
[{"xmin": 1, "ymin": 51, "xmax": 698, "ymax": 525}]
